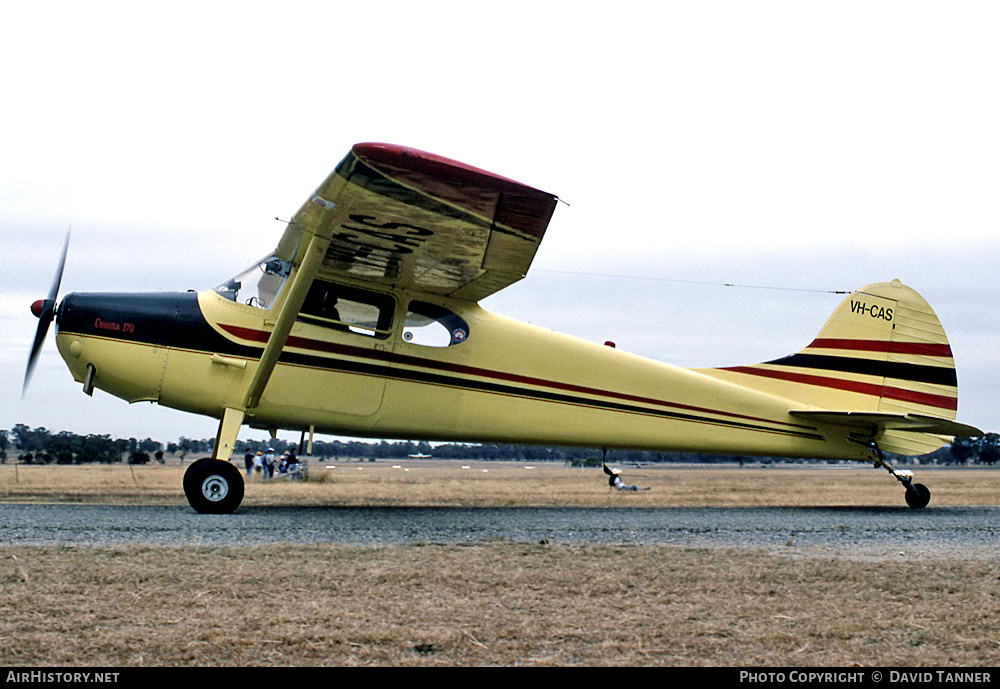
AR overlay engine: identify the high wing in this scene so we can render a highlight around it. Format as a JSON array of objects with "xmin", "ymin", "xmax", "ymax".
[
  {"xmin": 275, "ymin": 143, "xmax": 559, "ymax": 302},
  {"xmin": 235, "ymin": 143, "xmax": 559, "ymax": 421}
]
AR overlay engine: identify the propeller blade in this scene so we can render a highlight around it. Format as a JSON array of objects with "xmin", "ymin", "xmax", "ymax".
[
  {"xmin": 22, "ymin": 230, "xmax": 70, "ymax": 397},
  {"xmin": 48, "ymin": 230, "xmax": 70, "ymax": 302},
  {"xmin": 23, "ymin": 304, "xmax": 55, "ymax": 397}
]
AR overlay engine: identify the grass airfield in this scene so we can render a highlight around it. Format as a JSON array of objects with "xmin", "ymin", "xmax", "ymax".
[
  {"xmin": 1, "ymin": 459, "xmax": 998, "ymax": 666},
  {"xmin": 1, "ymin": 457, "xmax": 998, "ymax": 508}
]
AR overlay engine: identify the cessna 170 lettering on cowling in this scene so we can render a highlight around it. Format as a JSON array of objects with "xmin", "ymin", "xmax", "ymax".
[{"xmin": 25, "ymin": 143, "xmax": 982, "ymax": 513}]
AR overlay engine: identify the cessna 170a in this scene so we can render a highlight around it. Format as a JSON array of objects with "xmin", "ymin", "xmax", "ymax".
[{"xmin": 25, "ymin": 143, "xmax": 982, "ymax": 513}]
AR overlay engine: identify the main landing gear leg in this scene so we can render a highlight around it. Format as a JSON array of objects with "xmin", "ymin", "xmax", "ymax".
[
  {"xmin": 183, "ymin": 407, "xmax": 246, "ymax": 514},
  {"xmin": 869, "ymin": 442, "xmax": 931, "ymax": 509}
]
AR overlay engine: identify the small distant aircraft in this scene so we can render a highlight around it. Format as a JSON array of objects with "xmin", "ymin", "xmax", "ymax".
[{"xmin": 25, "ymin": 143, "xmax": 982, "ymax": 513}]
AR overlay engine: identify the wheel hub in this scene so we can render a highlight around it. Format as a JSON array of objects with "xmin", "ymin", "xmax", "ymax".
[{"xmin": 201, "ymin": 475, "xmax": 229, "ymax": 502}]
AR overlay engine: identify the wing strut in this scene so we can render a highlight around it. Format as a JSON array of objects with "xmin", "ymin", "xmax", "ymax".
[
  {"xmin": 242, "ymin": 232, "xmax": 331, "ymax": 411},
  {"xmin": 211, "ymin": 407, "xmax": 246, "ymax": 461},
  {"xmin": 205, "ymin": 231, "xmax": 330, "ymax": 463}
]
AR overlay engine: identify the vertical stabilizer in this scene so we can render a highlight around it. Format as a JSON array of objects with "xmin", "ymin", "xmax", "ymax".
[{"xmin": 698, "ymin": 280, "xmax": 960, "ymax": 455}]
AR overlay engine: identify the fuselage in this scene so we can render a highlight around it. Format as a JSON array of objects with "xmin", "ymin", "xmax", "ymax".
[{"xmin": 53, "ymin": 286, "xmax": 868, "ymax": 461}]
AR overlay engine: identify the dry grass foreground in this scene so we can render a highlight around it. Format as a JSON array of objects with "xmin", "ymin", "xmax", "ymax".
[
  {"xmin": 0, "ymin": 460, "xmax": 998, "ymax": 507},
  {"xmin": 1, "ymin": 543, "xmax": 999, "ymax": 667},
  {"xmin": 1, "ymin": 462, "xmax": 998, "ymax": 667}
]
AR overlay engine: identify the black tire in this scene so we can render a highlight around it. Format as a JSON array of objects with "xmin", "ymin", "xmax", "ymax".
[
  {"xmin": 905, "ymin": 482, "xmax": 931, "ymax": 509},
  {"xmin": 183, "ymin": 458, "xmax": 244, "ymax": 514}
]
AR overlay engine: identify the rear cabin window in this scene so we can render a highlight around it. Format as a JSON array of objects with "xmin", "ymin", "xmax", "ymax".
[
  {"xmin": 299, "ymin": 281, "xmax": 394, "ymax": 339},
  {"xmin": 403, "ymin": 301, "xmax": 469, "ymax": 347}
]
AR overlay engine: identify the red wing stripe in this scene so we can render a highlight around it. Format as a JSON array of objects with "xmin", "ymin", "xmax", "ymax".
[
  {"xmin": 723, "ymin": 366, "xmax": 958, "ymax": 411},
  {"xmin": 807, "ymin": 338, "xmax": 953, "ymax": 357}
]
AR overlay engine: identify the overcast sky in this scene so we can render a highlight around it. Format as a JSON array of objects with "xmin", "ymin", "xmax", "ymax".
[{"xmin": 3, "ymin": 1, "xmax": 998, "ymax": 447}]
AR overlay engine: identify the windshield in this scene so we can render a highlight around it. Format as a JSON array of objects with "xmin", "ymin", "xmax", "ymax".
[{"xmin": 214, "ymin": 255, "xmax": 292, "ymax": 309}]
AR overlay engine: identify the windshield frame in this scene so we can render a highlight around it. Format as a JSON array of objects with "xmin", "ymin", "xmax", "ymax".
[{"xmin": 214, "ymin": 254, "xmax": 292, "ymax": 310}]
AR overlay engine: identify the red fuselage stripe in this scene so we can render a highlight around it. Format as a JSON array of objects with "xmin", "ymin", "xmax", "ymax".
[
  {"xmin": 807, "ymin": 338, "xmax": 953, "ymax": 358},
  {"xmin": 722, "ymin": 366, "xmax": 958, "ymax": 411},
  {"xmin": 218, "ymin": 323, "xmax": 813, "ymax": 430}
]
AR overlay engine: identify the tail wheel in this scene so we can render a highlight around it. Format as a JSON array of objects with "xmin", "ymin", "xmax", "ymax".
[
  {"xmin": 183, "ymin": 458, "xmax": 244, "ymax": 514},
  {"xmin": 905, "ymin": 483, "xmax": 931, "ymax": 509}
]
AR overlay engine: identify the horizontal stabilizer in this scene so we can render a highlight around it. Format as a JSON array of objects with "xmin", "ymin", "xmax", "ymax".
[{"xmin": 790, "ymin": 410, "xmax": 982, "ymax": 439}]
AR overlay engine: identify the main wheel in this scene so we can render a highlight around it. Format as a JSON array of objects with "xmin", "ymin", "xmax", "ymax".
[
  {"xmin": 905, "ymin": 482, "xmax": 931, "ymax": 509},
  {"xmin": 183, "ymin": 458, "xmax": 244, "ymax": 514}
]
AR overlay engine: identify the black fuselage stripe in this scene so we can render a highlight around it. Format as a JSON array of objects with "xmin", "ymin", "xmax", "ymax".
[
  {"xmin": 274, "ymin": 349, "xmax": 823, "ymax": 440},
  {"xmin": 765, "ymin": 353, "xmax": 957, "ymax": 387},
  {"xmin": 59, "ymin": 327, "xmax": 822, "ymax": 441}
]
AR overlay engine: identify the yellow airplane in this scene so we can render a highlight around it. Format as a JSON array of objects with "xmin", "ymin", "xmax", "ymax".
[{"xmin": 25, "ymin": 143, "xmax": 982, "ymax": 513}]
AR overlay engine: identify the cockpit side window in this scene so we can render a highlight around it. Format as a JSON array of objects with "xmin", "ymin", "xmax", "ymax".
[
  {"xmin": 298, "ymin": 281, "xmax": 394, "ymax": 339},
  {"xmin": 403, "ymin": 301, "xmax": 469, "ymax": 347}
]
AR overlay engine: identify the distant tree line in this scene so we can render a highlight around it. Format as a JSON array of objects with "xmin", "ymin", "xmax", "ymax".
[
  {"xmin": 930, "ymin": 434, "xmax": 1000, "ymax": 465},
  {"xmin": 2, "ymin": 424, "xmax": 165, "ymax": 465},
  {"xmin": 1, "ymin": 425, "xmax": 997, "ymax": 466}
]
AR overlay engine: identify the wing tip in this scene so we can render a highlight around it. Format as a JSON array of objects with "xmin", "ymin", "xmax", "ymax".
[{"xmin": 351, "ymin": 142, "xmax": 555, "ymax": 197}]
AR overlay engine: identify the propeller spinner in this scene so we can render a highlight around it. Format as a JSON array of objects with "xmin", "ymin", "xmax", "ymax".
[{"xmin": 23, "ymin": 230, "xmax": 70, "ymax": 397}]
